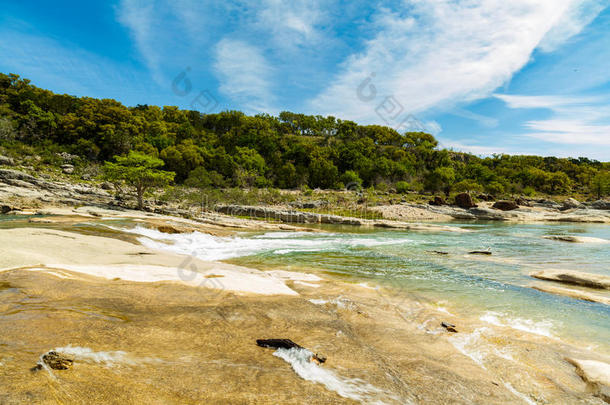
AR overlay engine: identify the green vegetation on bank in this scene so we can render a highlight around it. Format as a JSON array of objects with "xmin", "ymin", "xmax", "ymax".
[{"xmin": 1, "ymin": 73, "xmax": 609, "ymax": 200}]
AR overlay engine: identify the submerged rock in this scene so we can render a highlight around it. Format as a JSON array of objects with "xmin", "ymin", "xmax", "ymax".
[
  {"xmin": 441, "ymin": 322, "xmax": 458, "ymax": 333},
  {"xmin": 532, "ymin": 283, "xmax": 610, "ymax": 305},
  {"xmin": 32, "ymin": 351, "xmax": 74, "ymax": 371},
  {"xmin": 468, "ymin": 250, "xmax": 492, "ymax": 255},
  {"xmin": 530, "ymin": 269, "xmax": 610, "ymax": 290},
  {"xmin": 157, "ymin": 225, "xmax": 182, "ymax": 234}
]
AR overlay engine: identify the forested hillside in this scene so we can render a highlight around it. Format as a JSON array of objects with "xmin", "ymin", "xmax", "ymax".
[{"xmin": 0, "ymin": 73, "xmax": 608, "ymax": 197}]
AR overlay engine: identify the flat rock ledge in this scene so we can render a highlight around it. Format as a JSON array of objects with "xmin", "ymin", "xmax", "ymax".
[
  {"xmin": 531, "ymin": 283, "xmax": 610, "ymax": 306},
  {"xmin": 566, "ymin": 358, "xmax": 610, "ymax": 403},
  {"xmin": 215, "ymin": 204, "xmax": 468, "ymax": 233},
  {"xmin": 530, "ymin": 270, "xmax": 610, "ymax": 290}
]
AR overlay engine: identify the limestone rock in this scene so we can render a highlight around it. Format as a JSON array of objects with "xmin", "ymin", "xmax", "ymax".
[
  {"xmin": 530, "ymin": 269, "xmax": 610, "ymax": 290},
  {"xmin": 61, "ymin": 164, "xmax": 74, "ymax": 174},
  {"xmin": 561, "ymin": 198, "xmax": 583, "ymax": 211},
  {"xmin": 566, "ymin": 358, "xmax": 610, "ymax": 402},
  {"xmin": 590, "ymin": 200, "xmax": 610, "ymax": 210},
  {"xmin": 0, "ymin": 155, "xmax": 15, "ymax": 166}
]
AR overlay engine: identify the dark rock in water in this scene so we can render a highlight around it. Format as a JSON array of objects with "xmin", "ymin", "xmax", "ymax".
[
  {"xmin": 101, "ymin": 182, "xmax": 114, "ymax": 190},
  {"xmin": 1, "ymin": 205, "xmax": 12, "ymax": 214},
  {"xmin": 455, "ymin": 193, "xmax": 477, "ymax": 209},
  {"xmin": 469, "ymin": 250, "xmax": 492, "ymax": 255},
  {"xmin": 257, "ymin": 339, "xmax": 301, "ymax": 350},
  {"xmin": 257, "ymin": 339, "xmax": 326, "ymax": 364},
  {"xmin": 429, "ymin": 196, "xmax": 446, "ymax": 206},
  {"xmin": 492, "ymin": 200, "xmax": 519, "ymax": 211},
  {"xmin": 441, "ymin": 322, "xmax": 458, "ymax": 333},
  {"xmin": 32, "ymin": 351, "xmax": 74, "ymax": 371},
  {"xmin": 429, "ymin": 250, "xmax": 449, "ymax": 255},
  {"xmin": 477, "ymin": 194, "xmax": 494, "ymax": 202},
  {"xmin": 157, "ymin": 225, "xmax": 181, "ymax": 234}
]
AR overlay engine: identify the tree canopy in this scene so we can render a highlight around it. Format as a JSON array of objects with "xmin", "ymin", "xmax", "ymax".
[{"xmin": 1, "ymin": 72, "xmax": 608, "ymax": 198}]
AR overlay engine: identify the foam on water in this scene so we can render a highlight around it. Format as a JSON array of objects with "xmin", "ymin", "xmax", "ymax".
[
  {"xmin": 480, "ymin": 311, "xmax": 555, "ymax": 338},
  {"xmin": 123, "ymin": 226, "xmax": 413, "ymax": 261},
  {"xmin": 53, "ymin": 345, "xmax": 162, "ymax": 366},
  {"xmin": 449, "ymin": 327, "xmax": 490, "ymax": 368},
  {"xmin": 273, "ymin": 347, "xmax": 402, "ymax": 404}
]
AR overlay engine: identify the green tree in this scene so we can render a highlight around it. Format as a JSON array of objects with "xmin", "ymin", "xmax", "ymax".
[
  {"xmin": 454, "ymin": 179, "xmax": 483, "ymax": 193},
  {"xmin": 103, "ymin": 151, "xmax": 175, "ymax": 210},
  {"xmin": 590, "ymin": 171, "xmax": 610, "ymax": 198}
]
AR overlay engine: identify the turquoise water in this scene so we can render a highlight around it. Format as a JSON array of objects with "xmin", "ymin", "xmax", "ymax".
[{"xmin": 228, "ymin": 222, "xmax": 610, "ymax": 354}]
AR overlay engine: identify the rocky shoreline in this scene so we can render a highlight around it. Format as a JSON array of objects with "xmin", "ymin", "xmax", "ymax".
[{"xmin": 2, "ymin": 167, "xmax": 610, "ymax": 227}]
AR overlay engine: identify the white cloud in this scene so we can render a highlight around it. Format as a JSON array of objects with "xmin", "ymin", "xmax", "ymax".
[
  {"xmin": 496, "ymin": 93, "xmax": 610, "ymax": 150},
  {"xmin": 308, "ymin": 0, "xmax": 604, "ymax": 125},
  {"xmin": 525, "ymin": 120, "xmax": 610, "ymax": 146},
  {"xmin": 493, "ymin": 94, "xmax": 600, "ymax": 109},
  {"xmin": 213, "ymin": 39, "xmax": 275, "ymax": 113},
  {"xmin": 256, "ymin": 0, "xmax": 326, "ymax": 48},
  {"xmin": 116, "ymin": 0, "xmax": 163, "ymax": 83},
  {"xmin": 538, "ymin": 0, "xmax": 607, "ymax": 52}
]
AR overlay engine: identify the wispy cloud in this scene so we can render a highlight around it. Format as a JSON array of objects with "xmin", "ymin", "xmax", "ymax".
[
  {"xmin": 213, "ymin": 38, "xmax": 275, "ymax": 113},
  {"xmin": 496, "ymin": 93, "xmax": 610, "ymax": 148},
  {"xmin": 308, "ymin": 0, "xmax": 604, "ymax": 124}
]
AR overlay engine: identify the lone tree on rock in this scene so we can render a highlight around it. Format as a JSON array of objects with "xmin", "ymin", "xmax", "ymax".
[{"xmin": 103, "ymin": 151, "xmax": 175, "ymax": 210}]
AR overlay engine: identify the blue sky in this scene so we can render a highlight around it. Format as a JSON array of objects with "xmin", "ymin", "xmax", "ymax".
[{"xmin": 1, "ymin": 0, "xmax": 609, "ymax": 160}]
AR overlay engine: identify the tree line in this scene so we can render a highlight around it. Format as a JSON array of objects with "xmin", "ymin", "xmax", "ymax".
[{"xmin": 1, "ymin": 73, "xmax": 609, "ymax": 198}]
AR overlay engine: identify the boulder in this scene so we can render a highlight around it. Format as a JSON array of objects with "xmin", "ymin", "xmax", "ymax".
[
  {"xmin": 61, "ymin": 164, "xmax": 74, "ymax": 174},
  {"xmin": 0, "ymin": 155, "xmax": 15, "ymax": 166},
  {"xmin": 454, "ymin": 193, "xmax": 476, "ymax": 209},
  {"xmin": 561, "ymin": 198, "xmax": 583, "ymax": 211},
  {"xmin": 492, "ymin": 200, "xmax": 519, "ymax": 211},
  {"xmin": 429, "ymin": 196, "xmax": 446, "ymax": 206},
  {"xmin": 515, "ymin": 197, "xmax": 532, "ymax": 207},
  {"xmin": 56, "ymin": 152, "xmax": 78, "ymax": 162},
  {"xmin": 31, "ymin": 351, "xmax": 74, "ymax": 371},
  {"xmin": 1, "ymin": 205, "xmax": 12, "ymax": 214},
  {"xmin": 477, "ymin": 193, "xmax": 494, "ymax": 201},
  {"xmin": 101, "ymin": 182, "xmax": 114, "ymax": 190},
  {"xmin": 590, "ymin": 200, "xmax": 610, "ymax": 210},
  {"xmin": 534, "ymin": 199, "xmax": 562, "ymax": 209}
]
